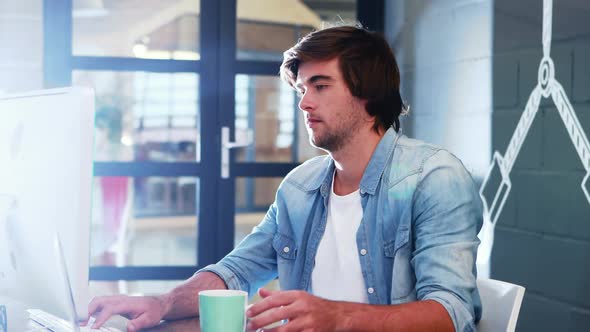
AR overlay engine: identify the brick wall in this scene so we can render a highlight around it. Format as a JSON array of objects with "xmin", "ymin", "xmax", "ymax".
[
  {"xmin": 492, "ymin": 0, "xmax": 590, "ymax": 330},
  {"xmin": 387, "ymin": 0, "xmax": 590, "ymax": 330},
  {"xmin": 385, "ymin": 0, "xmax": 493, "ymax": 178}
]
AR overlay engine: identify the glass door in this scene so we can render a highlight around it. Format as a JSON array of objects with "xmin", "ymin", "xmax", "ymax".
[{"xmin": 44, "ymin": 0, "xmax": 377, "ymax": 296}]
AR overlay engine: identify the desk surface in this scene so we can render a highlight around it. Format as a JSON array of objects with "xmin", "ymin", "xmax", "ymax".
[{"xmin": 0, "ymin": 297, "xmax": 201, "ymax": 331}]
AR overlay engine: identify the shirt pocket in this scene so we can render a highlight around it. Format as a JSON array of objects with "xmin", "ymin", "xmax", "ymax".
[
  {"xmin": 383, "ymin": 227, "xmax": 416, "ymax": 302},
  {"xmin": 272, "ymin": 233, "xmax": 297, "ymax": 260}
]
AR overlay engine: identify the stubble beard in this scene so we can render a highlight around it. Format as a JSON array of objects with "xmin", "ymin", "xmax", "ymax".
[
  {"xmin": 308, "ymin": 105, "xmax": 363, "ymax": 153},
  {"xmin": 309, "ymin": 127, "xmax": 349, "ymax": 152}
]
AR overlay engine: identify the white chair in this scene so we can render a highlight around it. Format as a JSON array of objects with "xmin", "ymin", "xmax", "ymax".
[{"xmin": 476, "ymin": 278, "xmax": 525, "ymax": 332}]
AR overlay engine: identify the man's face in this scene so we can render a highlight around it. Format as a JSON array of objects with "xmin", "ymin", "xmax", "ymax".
[{"xmin": 295, "ymin": 58, "xmax": 370, "ymax": 152}]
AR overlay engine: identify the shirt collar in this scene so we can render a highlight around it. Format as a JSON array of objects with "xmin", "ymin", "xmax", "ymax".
[
  {"xmin": 359, "ymin": 127, "xmax": 399, "ymax": 195},
  {"xmin": 307, "ymin": 127, "xmax": 400, "ymax": 196}
]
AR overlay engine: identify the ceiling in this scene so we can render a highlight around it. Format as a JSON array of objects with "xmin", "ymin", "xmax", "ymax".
[{"xmin": 301, "ymin": 0, "xmax": 356, "ymax": 21}]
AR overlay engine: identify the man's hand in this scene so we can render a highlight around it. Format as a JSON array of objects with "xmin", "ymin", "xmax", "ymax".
[
  {"xmin": 83, "ymin": 272, "xmax": 227, "ymax": 331},
  {"xmin": 246, "ymin": 289, "xmax": 344, "ymax": 331},
  {"xmin": 246, "ymin": 290, "xmax": 455, "ymax": 332},
  {"xmin": 85, "ymin": 294, "xmax": 169, "ymax": 332}
]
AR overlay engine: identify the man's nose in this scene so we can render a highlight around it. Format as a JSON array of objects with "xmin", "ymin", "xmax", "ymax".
[{"xmin": 298, "ymin": 93, "xmax": 315, "ymax": 112}]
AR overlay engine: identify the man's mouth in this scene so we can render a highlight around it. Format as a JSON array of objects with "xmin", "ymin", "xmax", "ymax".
[{"xmin": 306, "ymin": 118, "xmax": 322, "ymax": 128}]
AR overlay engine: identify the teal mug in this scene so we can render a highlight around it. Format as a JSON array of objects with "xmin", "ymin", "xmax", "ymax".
[{"xmin": 199, "ymin": 290, "xmax": 248, "ymax": 332}]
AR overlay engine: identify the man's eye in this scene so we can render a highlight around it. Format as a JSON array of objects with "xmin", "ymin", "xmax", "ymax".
[{"xmin": 316, "ymin": 85, "xmax": 328, "ymax": 91}]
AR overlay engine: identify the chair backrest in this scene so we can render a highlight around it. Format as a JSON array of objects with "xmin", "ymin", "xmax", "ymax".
[{"xmin": 476, "ymin": 278, "xmax": 526, "ymax": 332}]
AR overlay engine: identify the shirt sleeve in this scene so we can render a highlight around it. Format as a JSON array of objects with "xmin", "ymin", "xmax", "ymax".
[
  {"xmin": 411, "ymin": 150, "xmax": 483, "ymax": 332},
  {"xmin": 197, "ymin": 202, "xmax": 279, "ymax": 298}
]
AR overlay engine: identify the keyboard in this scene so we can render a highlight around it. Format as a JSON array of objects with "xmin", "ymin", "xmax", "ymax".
[{"xmin": 27, "ymin": 309, "xmax": 122, "ymax": 332}]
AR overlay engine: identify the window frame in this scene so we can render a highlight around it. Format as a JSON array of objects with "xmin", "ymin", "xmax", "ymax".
[{"xmin": 43, "ymin": 0, "xmax": 384, "ymax": 282}]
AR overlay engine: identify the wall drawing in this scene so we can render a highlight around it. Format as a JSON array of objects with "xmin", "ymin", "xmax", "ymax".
[{"xmin": 477, "ymin": 0, "xmax": 590, "ymax": 277}]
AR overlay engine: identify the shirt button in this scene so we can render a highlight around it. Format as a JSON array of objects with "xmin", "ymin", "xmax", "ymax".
[
  {"xmin": 367, "ymin": 287, "xmax": 374, "ymax": 294},
  {"xmin": 283, "ymin": 246, "xmax": 290, "ymax": 253},
  {"xmin": 360, "ymin": 249, "xmax": 367, "ymax": 256}
]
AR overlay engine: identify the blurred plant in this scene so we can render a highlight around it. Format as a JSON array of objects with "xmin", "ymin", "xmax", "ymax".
[{"xmin": 95, "ymin": 96, "xmax": 125, "ymax": 143}]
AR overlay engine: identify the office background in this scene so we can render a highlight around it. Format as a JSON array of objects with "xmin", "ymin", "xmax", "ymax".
[{"xmin": 1, "ymin": 0, "xmax": 589, "ymax": 330}]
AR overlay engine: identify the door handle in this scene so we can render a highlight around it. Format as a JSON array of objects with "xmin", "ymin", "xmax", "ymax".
[{"xmin": 221, "ymin": 126, "xmax": 253, "ymax": 179}]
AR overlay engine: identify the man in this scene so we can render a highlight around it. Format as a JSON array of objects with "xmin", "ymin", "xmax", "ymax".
[{"xmin": 88, "ymin": 25, "xmax": 482, "ymax": 332}]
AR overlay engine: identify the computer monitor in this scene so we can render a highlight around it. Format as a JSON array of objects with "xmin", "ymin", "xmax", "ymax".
[{"xmin": 0, "ymin": 87, "xmax": 95, "ymax": 320}]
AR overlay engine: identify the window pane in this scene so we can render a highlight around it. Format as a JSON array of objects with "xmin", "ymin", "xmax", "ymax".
[
  {"xmin": 91, "ymin": 279, "xmax": 278, "ymax": 305},
  {"xmin": 73, "ymin": 71, "xmax": 200, "ymax": 162},
  {"xmin": 90, "ymin": 176, "xmax": 198, "ymax": 267},
  {"xmin": 234, "ymin": 75, "xmax": 324, "ymax": 163},
  {"xmin": 72, "ymin": 0, "xmax": 200, "ymax": 59},
  {"xmin": 236, "ymin": 0, "xmax": 357, "ymax": 61},
  {"xmin": 235, "ymin": 177, "xmax": 283, "ymax": 246},
  {"xmin": 90, "ymin": 280, "xmax": 184, "ymax": 296}
]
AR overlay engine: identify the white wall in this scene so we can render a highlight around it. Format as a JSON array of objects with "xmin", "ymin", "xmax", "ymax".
[
  {"xmin": 385, "ymin": 0, "xmax": 493, "ymax": 177},
  {"xmin": 0, "ymin": 0, "xmax": 43, "ymax": 94}
]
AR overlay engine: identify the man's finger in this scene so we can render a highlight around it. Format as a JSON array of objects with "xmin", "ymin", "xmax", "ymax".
[
  {"xmin": 92, "ymin": 300, "xmax": 132, "ymax": 328},
  {"xmin": 127, "ymin": 313, "xmax": 156, "ymax": 332},
  {"xmin": 87, "ymin": 297, "xmax": 105, "ymax": 316},
  {"xmin": 258, "ymin": 288, "xmax": 279, "ymax": 298},
  {"xmin": 247, "ymin": 304, "xmax": 296, "ymax": 331},
  {"xmin": 91, "ymin": 306, "xmax": 114, "ymax": 329},
  {"xmin": 88, "ymin": 295, "xmax": 122, "ymax": 316},
  {"xmin": 247, "ymin": 291, "xmax": 295, "ymax": 317}
]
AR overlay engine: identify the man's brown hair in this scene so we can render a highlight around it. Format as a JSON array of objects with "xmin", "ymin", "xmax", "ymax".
[{"xmin": 280, "ymin": 25, "xmax": 405, "ymax": 132}]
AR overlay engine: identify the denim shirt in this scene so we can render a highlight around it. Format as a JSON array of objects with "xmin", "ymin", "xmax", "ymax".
[{"xmin": 200, "ymin": 128, "xmax": 483, "ymax": 332}]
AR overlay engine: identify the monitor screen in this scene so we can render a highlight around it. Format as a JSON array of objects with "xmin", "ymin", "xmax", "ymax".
[{"xmin": 0, "ymin": 87, "xmax": 95, "ymax": 320}]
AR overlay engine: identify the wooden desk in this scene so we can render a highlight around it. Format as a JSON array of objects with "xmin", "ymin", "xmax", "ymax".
[{"xmin": 141, "ymin": 318, "xmax": 201, "ymax": 332}]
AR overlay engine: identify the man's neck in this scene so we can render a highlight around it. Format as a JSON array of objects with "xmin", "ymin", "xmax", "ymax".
[{"xmin": 331, "ymin": 128, "xmax": 385, "ymax": 196}]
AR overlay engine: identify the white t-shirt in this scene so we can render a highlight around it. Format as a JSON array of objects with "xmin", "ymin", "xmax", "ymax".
[{"xmin": 310, "ymin": 173, "xmax": 369, "ymax": 303}]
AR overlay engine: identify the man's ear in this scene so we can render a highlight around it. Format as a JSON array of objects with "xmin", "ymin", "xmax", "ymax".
[
  {"xmin": 356, "ymin": 98, "xmax": 368, "ymax": 114},
  {"xmin": 359, "ymin": 98, "xmax": 372, "ymax": 120},
  {"xmin": 360, "ymin": 99, "xmax": 385, "ymax": 134},
  {"xmin": 361, "ymin": 99, "xmax": 368, "ymax": 109}
]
